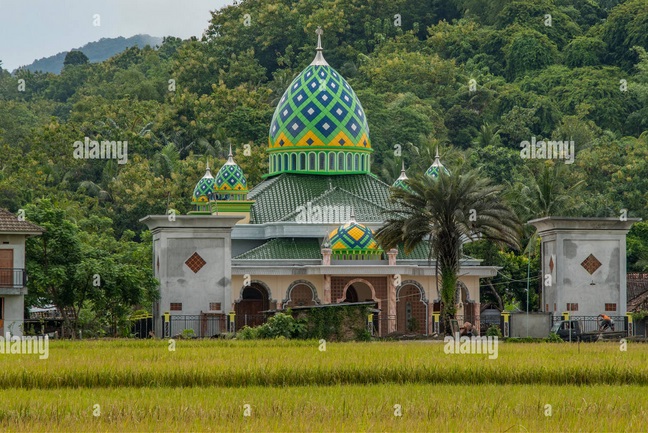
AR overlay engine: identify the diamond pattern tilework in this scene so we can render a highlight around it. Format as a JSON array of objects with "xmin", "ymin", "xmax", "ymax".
[
  {"xmin": 268, "ymin": 64, "xmax": 371, "ymax": 151},
  {"xmin": 581, "ymin": 254, "xmax": 602, "ymax": 274},
  {"xmin": 328, "ymin": 221, "xmax": 379, "ymax": 251},
  {"xmin": 185, "ymin": 252, "xmax": 206, "ymax": 273},
  {"xmin": 215, "ymin": 164, "xmax": 247, "ymax": 193},
  {"xmin": 192, "ymin": 174, "xmax": 215, "ymax": 202}
]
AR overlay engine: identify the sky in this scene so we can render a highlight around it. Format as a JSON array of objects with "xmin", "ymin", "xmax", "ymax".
[{"xmin": 0, "ymin": 0, "xmax": 235, "ymax": 71}]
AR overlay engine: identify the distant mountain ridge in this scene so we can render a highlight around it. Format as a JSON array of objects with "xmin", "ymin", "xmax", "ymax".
[{"xmin": 17, "ymin": 35, "xmax": 163, "ymax": 74}]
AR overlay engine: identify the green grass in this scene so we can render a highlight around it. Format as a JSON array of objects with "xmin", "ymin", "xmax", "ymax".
[{"xmin": 0, "ymin": 340, "xmax": 646, "ymax": 431}]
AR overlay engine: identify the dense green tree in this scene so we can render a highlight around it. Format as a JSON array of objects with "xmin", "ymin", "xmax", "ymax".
[{"xmin": 63, "ymin": 51, "xmax": 89, "ymax": 67}]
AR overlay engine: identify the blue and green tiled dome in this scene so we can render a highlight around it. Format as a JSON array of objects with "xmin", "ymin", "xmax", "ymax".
[
  {"xmin": 425, "ymin": 148, "xmax": 450, "ymax": 179},
  {"xmin": 267, "ymin": 28, "xmax": 372, "ymax": 176},
  {"xmin": 328, "ymin": 213, "xmax": 382, "ymax": 259},
  {"xmin": 214, "ymin": 146, "xmax": 248, "ymax": 200},
  {"xmin": 192, "ymin": 165, "xmax": 215, "ymax": 203},
  {"xmin": 392, "ymin": 160, "xmax": 411, "ymax": 190}
]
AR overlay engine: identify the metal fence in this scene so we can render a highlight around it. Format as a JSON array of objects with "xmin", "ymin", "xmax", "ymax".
[
  {"xmin": 168, "ymin": 315, "xmax": 224, "ymax": 338},
  {"xmin": 551, "ymin": 315, "xmax": 628, "ymax": 333},
  {"xmin": 131, "ymin": 317, "xmax": 153, "ymax": 338}
]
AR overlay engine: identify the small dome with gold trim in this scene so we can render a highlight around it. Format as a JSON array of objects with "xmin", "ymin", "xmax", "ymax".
[
  {"xmin": 192, "ymin": 164, "xmax": 215, "ymax": 203},
  {"xmin": 214, "ymin": 145, "xmax": 248, "ymax": 199},
  {"xmin": 328, "ymin": 212, "xmax": 382, "ymax": 258}
]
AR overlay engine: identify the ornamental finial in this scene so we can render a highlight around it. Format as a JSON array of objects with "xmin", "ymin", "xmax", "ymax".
[
  {"xmin": 316, "ymin": 26, "xmax": 323, "ymax": 51},
  {"xmin": 310, "ymin": 26, "xmax": 328, "ymax": 66},
  {"xmin": 225, "ymin": 143, "xmax": 236, "ymax": 165}
]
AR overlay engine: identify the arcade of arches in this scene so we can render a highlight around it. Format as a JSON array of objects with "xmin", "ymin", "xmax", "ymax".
[{"xmin": 232, "ymin": 275, "xmax": 481, "ymax": 336}]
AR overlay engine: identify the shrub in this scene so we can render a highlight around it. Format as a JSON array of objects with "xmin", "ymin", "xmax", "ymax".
[
  {"xmin": 236, "ymin": 326, "xmax": 259, "ymax": 340},
  {"xmin": 545, "ymin": 332, "xmax": 564, "ymax": 343},
  {"xmin": 485, "ymin": 325, "xmax": 503, "ymax": 338},
  {"xmin": 181, "ymin": 329, "xmax": 195, "ymax": 339}
]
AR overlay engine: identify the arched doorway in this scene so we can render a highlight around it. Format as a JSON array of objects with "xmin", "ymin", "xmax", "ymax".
[
  {"xmin": 283, "ymin": 280, "xmax": 319, "ymax": 307},
  {"xmin": 235, "ymin": 283, "xmax": 270, "ymax": 329},
  {"xmin": 456, "ymin": 281, "xmax": 475, "ymax": 325},
  {"xmin": 340, "ymin": 279, "xmax": 380, "ymax": 334},
  {"xmin": 396, "ymin": 281, "xmax": 428, "ymax": 334},
  {"xmin": 343, "ymin": 282, "xmax": 375, "ymax": 303}
]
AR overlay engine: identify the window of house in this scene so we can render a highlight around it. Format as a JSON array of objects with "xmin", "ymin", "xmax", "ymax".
[
  {"xmin": 209, "ymin": 302, "xmax": 221, "ymax": 311},
  {"xmin": 605, "ymin": 303, "xmax": 617, "ymax": 312},
  {"xmin": 170, "ymin": 303, "xmax": 182, "ymax": 311},
  {"xmin": 566, "ymin": 303, "xmax": 578, "ymax": 312}
]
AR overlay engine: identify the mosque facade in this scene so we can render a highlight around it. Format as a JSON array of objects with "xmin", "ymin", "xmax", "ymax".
[{"xmin": 142, "ymin": 31, "xmax": 499, "ymax": 337}]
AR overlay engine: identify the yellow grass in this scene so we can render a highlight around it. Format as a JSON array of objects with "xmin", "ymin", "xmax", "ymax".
[{"xmin": 0, "ymin": 340, "xmax": 646, "ymax": 431}]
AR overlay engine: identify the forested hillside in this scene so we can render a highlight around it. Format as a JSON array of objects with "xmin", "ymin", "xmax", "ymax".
[
  {"xmin": 1, "ymin": 0, "xmax": 647, "ymax": 324},
  {"xmin": 17, "ymin": 35, "xmax": 164, "ymax": 74}
]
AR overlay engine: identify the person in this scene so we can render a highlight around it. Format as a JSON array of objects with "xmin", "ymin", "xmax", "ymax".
[
  {"xmin": 459, "ymin": 321, "xmax": 473, "ymax": 337},
  {"xmin": 598, "ymin": 314, "xmax": 615, "ymax": 332}
]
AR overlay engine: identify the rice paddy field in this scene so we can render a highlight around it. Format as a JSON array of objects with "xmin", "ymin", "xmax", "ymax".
[{"xmin": 1, "ymin": 339, "xmax": 647, "ymax": 432}]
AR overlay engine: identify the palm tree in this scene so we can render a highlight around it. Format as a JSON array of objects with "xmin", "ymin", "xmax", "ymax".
[{"xmin": 376, "ymin": 168, "xmax": 522, "ymax": 332}]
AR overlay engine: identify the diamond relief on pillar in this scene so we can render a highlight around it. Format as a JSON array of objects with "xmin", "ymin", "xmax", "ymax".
[
  {"xmin": 185, "ymin": 252, "xmax": 207, "ymax": 273},
  {"xmin": 580, "ymin": 253, "xmax": 602, "ymax": 275}
]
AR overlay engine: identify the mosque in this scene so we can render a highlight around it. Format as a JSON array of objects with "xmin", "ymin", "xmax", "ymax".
[{"xmin": 141, "ymin": 29, "xmax": 499, "ymax": 337}]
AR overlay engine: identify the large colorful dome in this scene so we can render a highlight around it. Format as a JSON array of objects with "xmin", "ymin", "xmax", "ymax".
[
  {"xmin": 267, "ymin": 28, "xmax": 372, "ymax": 176},
  {"xmin": 214, "ymin": 146, "xmax": 248, "ymax": 200},
  {"xmin": 192, "ymin": 165, "xmax": 215, "ymax": 203},
  {"xmin": 425, "ymin": 147, "xmax": 450, "ymax": 179},
  {"xmin": 328, "ymin": 213, "xmax": 382, "ymax": 259}
]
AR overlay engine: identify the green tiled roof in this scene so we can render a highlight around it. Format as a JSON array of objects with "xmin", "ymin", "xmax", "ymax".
[
  {"xmin": 249, "ymin": 174, "xmax": 391, "ymax": 224},
  {"xmin": 281, "ymin": 187, "xmax": 388, "ymax": 222},
  {"xmin": 397, "ymin": 242, "xmax": 433, "ymax": 260},
  {"xmin": 234, "ymin": 238, "xmax": 322, "ymax": 260}
]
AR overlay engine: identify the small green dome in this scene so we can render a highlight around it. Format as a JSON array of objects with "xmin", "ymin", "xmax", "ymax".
[
  {"xmin": 214, "ymin": 146, "xmax": 248, "ymax": 200},
  {"xmin": 425, "ymin": 148, "xmax": 450, "ymax": 178},
  {"xmin": 267, "ymin": 28, "xmax": 371, "ymax": 176},
  {"xmin": 392, "ymin": 160, "xmax": 410, "ymax": 190},
  {"xmin": 192, "ymin": 165, "xmax": 215, "ymax": 203},
  {"xmin": 328, "ymin": 213, "xmax": 381, "ymax": 257}
]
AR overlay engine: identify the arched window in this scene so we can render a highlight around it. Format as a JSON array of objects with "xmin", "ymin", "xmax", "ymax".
[
  {"xmin": 329, "ymin": 153, "xmax": 336, "ymax": 171},
  {"xmin": 291, "ymin": 153, "xmax": 297, "ymax": 171},
  {"xmin": 283, "ymin": 154, "xmax": 288, "ymax": 172},
  {"xmin": 360, "ymin": 154, "xmax": 365, "ymax": 171},
  {"xmin": 309, "ymin": 153, "xmax": 316, "ymax": 171},
  {"xmin": 299, "ymin": 153, "xmax": 306, "ymax": 170},
  {"xmin": 346, "ymin": 153, "xmax": 353, "ymax": 171},
  {"xmin": 354, "ymin": 154, "xmax": 359, "ymax": 171},
  {"xmin": 338, "ymin": 152, "xmax": 344, "ymax": 171},
  {"xmin": 319, "ymin": 152, "xmax": 326, "ymax": 171}
]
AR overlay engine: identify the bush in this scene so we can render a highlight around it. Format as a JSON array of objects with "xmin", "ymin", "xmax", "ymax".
[
  {"xmin": 355, "ymin": 328, "xmax": 373, "ymax": 341},
  {"xmin": 545, "ymin": 332, "xmax": 564, "ymax": 343},
  {"xmin": 485, "ymin": 325, "xmax": 503, "ymax": 338},
  {"xmin": 236, "ymin": 326, "xmax": 259, "ymax": 340},
  {"xmin": 180, "ymin": 329, "xmax": 195, "ymax": 339}
]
